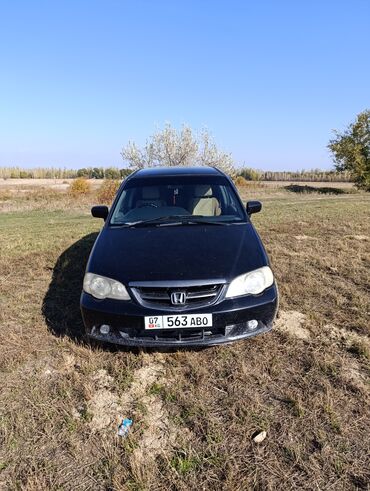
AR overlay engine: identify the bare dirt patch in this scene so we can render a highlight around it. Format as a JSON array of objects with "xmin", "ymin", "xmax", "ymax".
[
  {"xmin": 85, "ymin": 356, "xmax": 178, "ymax": 477},
  {"xmin": 275, "ymin": 310, "xmax": 311, "ymax": 340},
  {"xmin": 86, "ymin": 369, "xmax": 122, "ymax": 432},
  {"xmin": 323, "ymin": 323, "xmax": 370, "ymax": 354},
  {"xmin": 130, "ymin": 393, "xmax": 178, "ymax": 484},
  {"xmin": 120, "ymin": 359, "xmax": 165, "ymax": 407},
  {"xmin": 88, "ymin": 387, "xmax": 122, "ymax": 432},
  {"xmin": 115, "ymin": 356, "xmax": 180, "ymax": 483},
  {"xmin": 341, "ymin": 361, "xmax": 368, "ymax": 392}
]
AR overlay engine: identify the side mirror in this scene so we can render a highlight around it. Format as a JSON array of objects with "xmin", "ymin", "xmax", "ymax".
[
  {"xmin": 246, "ymin": 200, "xmax": 262, "ymax": 215},
  {"xmin": 91, "ymin": 205, "xmax": 109, "ymax": 220}
]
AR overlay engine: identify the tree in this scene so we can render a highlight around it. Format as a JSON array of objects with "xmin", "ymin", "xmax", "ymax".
[
  {"xmin": 121, "ymin": 124, "xmax": 235, "ymax": 176},
  {"xmin": 77, "ymin": 168, "xmax": 90, "ymax": 178},
  {"xmin": 120, "ymin": 168, "xmax": 133, "ymax": 179},
  {"xmin": 328, "ymin": 110, "xmax": 370, "ymax": 191},
  {"xmin": 104, "ymin": 167, "xmax": 121, "ymax": 179},
  {"xmin": 91, "ymin": 167, "xmax": 104, "ymax": 179},
  {"xmin": 238, "ymin": 167, "xmax": 261, "ymax": 181}
]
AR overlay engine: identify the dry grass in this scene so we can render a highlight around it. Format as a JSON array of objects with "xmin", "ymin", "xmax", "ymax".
[
  {"xmin": 0, "ymin": 183, "xmax": 369, "ymax": 490},
  {"xmin": 0, "ymin": 178, "xmax": 102, "ymax": 191}
]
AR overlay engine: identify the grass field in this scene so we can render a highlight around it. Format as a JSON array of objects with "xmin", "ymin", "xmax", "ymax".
[{"xmin": 0, "ymin": 183, "xmax": 369, "ymax": 490}]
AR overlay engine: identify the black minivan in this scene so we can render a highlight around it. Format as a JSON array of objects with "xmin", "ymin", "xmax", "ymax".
[{"xmin": 81, "ymin": 167, "xmax": 278, "ymax": 346}]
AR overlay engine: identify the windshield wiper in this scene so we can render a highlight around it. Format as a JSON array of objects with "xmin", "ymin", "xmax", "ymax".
[{"xmin": 114, "ymin": 215, "xmax": 229, "ymax": 227}]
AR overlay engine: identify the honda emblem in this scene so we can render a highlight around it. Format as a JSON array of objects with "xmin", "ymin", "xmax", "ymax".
[{"xmin": 170, "ymin": 291, "xmax": 187, "ymax": 305}]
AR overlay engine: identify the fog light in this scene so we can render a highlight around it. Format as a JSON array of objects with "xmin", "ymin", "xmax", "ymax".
[
  {"xmin": 100, "ymin": 324, "xmax": 110, "ymax": 335},
  {"xmin": 225, "ymin": 326, "xmax": 233, "ymax": 336},
  {"xmin": 247, "ymin": 319, "xmax": 258, "ymax": 330}
]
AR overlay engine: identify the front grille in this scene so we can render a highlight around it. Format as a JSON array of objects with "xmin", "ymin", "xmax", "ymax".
[
  {"xmin": 120, "ymin": 326, "xmax": 227, "ymax": 342},
  {"xmin": 130, "ymin": 281, "xmax": 225, "ymax": 310}
]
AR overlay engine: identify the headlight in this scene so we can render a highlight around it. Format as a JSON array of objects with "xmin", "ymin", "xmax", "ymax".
[
  {"xmin": 226, "ymin": 266, "xmax": 274, "ymax": 298},
  {"xmin": 83, "ymin": 273, "xmax": 130, "ymax": 300}
]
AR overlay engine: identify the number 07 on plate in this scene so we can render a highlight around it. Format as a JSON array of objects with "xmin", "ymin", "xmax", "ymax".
[{"xmin": 145, "ymin": 314, "xmax": 213, "ymax": 330}]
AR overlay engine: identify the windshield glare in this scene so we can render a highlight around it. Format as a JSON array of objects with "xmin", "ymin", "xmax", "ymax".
[{"xmin": 110, "ymin": 176, "xmax": 246, "ymax": 225}]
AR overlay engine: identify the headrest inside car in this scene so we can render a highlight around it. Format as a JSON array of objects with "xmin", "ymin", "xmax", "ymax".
[
  {"xmin": 194, "ymin": 185, "xmax": 213, "ymax": 197},
  {"xmin": 141, "ymin": 187, "xmax": 160, "ymax": 199}
]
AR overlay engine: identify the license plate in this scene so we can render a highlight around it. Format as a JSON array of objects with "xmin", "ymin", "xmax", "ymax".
[{"xmin": 144, "ymin": 314, "xmax": 212, "ymax": 330}]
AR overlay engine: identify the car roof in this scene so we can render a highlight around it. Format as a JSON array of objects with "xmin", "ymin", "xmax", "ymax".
[{"xmin": 131, "ymin": 166, "xmax": 223, "ymax": 178}]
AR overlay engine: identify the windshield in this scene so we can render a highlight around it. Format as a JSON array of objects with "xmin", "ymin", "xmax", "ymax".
[{"xmin": 110, "ymin": 175, "xmax": 246, "ymax": 225}]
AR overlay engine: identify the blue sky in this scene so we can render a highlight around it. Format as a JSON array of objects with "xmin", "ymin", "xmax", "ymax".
[{"xmin": 0, "ymin": 0, "xmax": 369, "ymax": 171}]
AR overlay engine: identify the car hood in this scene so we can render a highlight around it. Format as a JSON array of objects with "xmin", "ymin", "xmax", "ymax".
[{"xmin": 87, "ymin": 223, "xmax": 268, "ymax": 284}]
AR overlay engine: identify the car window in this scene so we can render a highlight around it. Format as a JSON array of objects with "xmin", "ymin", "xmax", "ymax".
[{"xmin": 110, "ymin": 175, "xmax": 246, "ymax": 224}]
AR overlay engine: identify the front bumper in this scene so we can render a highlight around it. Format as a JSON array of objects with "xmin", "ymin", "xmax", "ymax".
[{"xmin": 80, "ymin": 284, "xmax": 278, "ymax": 347}]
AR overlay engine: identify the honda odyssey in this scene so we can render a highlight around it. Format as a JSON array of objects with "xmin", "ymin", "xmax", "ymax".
[{"xmin": 80, "ymin": 167, "xmax": 278, "ymax": 346}]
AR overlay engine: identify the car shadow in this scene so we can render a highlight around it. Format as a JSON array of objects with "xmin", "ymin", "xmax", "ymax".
[
  {"xmin": 42, "ymin": 232, "xmax": 197, "ymax": 353},
  {"xmin": 42, "ymin": 232, "xmax": 99, "ymax": 342}
]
